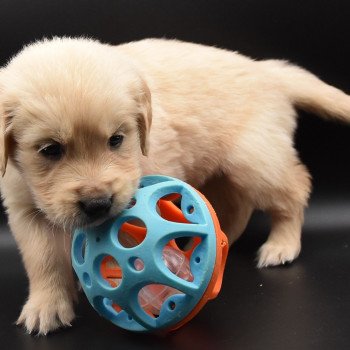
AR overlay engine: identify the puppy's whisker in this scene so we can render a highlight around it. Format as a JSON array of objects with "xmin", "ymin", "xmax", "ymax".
[
  {"xmin": 63, "ymin": 229, "xmax": 68, "ymax": 254},
  {"xmin": 22, "ymin": 210, "xmax": 38, "ymax": 223},
  {"xmin": 25, "ymin": 209, "xmax": 43, "ymax": 233},
  {"xmin": 48, "ymin": 218, "xmax": 56, "ymax": 240}
]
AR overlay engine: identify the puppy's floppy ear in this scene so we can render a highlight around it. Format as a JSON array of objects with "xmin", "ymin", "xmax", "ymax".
[
  {"xmin": 136, "ymin": 80, "xmax": 152, "ymax": 156},
  {"xmin": 0, "ymin": 71, "xmax": 15, "ymax": 176}
]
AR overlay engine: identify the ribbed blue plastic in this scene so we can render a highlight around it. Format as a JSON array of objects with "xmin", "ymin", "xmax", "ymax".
[{"xmin": 71, "ymin": 175, "xmax": 217, "ymax": 332}]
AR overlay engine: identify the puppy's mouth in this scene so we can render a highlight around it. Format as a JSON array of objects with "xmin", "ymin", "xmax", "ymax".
[
  {"xmin": 42, "ymin": 206, "xmax": 117, "ymax": 232},
  {"xmin": 43, "ymin": 195, "xmax": 135, "ymax": 231},
  {"xmin": 72, "ymin": 199, "xmax": 131, "ymax": 230},
  {"xmin": 79, "ymin": 214, "xmax": 113, "ymax": 228}
]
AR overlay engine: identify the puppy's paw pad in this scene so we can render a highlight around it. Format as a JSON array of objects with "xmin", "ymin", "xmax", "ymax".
[
  {"xmin": 16, "ymin": 294, "xmax": 75, "ymax": 335},
  {"xmin": 257, "ymin": 241, "xmax": 300, "ymax": 268}
]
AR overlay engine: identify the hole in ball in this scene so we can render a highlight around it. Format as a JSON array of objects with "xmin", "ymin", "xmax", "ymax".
[
  {"xmin": 99, "ymin": 255, "xmax": 123, "ymax": 288},
  {"xmin": 168, "ymin": 301, "xmax": 176, "ymax": 311},
  {"xmin": 118, "ymin": 219, "xmax": 147, "ymax": 248},
  {"xmin": 130, "ymin": 257, "xmax": 144, "ymax": 271},
  {"xmin": 83, "ymin": 272, "xmax": 92, "ymax": 287},
  {"xmin": 187, "ymin": 205, "xmax": 194, "ymax": 214}
]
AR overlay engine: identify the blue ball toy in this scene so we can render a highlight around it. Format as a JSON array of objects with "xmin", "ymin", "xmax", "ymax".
[{"xmin": 71, "ymin": 175, "xmax": 228, "ymax": 332}]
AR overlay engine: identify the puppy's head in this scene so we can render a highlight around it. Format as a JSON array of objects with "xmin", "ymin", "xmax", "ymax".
[{"xmin": 0, "ymin": 38, "xmax": 152, "ymax": 229}]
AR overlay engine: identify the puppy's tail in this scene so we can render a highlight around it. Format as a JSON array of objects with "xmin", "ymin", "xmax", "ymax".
[{"xmin": 264, "ymin": 60, "xmax": 350, "ymax": 123}]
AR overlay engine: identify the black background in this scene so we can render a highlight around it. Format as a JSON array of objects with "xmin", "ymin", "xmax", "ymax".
[{"xmin": 0, "ymin": 1, "xmax": 349, "ymax": 350}]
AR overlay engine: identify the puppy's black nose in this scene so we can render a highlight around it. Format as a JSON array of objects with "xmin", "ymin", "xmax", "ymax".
[{"xmin": 79, "ymin": 196, "xmax": 112, "ymax": 218}]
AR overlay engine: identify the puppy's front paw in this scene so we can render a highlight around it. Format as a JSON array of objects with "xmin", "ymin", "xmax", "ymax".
[
  {"xmin": 257, "ymin": 240, "xmax": 301, "ymax": 268},
  {"xmin": 16, "ymin": 291, "xmax": 75, "ymax": 335}
]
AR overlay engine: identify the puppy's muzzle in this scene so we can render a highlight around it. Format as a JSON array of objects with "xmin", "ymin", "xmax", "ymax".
[{"xmin": 78, "ymin": 196, "xmax": 113, "ymax": 219}]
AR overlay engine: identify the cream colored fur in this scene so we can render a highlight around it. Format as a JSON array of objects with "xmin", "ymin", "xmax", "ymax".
[{"xmin": 0, "ymin": 37, "xmax": 349, "ymax": 335}]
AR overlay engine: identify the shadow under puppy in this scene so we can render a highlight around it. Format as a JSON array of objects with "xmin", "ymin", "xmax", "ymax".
[{"xmin": 0, "ymin": 38, "xmax": 349, "ymax": 335}]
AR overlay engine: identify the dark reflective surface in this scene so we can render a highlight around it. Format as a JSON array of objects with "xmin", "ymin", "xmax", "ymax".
[{"xmin": 1, "ymin": 201, "xmax": 350, "ymax": 350}]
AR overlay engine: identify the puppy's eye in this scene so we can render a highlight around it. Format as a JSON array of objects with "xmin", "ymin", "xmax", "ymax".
[
  {"xmin": 109, "ymin": 134, "xmax": 124, "ymax": 149},
  {"xmin": 38, "ymin": 142, "xmax": 64, "ymax": 160}
]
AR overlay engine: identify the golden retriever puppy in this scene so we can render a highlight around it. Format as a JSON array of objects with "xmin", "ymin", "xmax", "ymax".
[{"xmin": 0, "ymin": 37, "xmax": 349, "ymax": 335}]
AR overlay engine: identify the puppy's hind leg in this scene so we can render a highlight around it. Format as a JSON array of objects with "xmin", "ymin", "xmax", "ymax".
[
  {"xmin": 256, "ymin": 162, "xmax": 312, "ymax": 267},
  {"xmin": 225, "ymin": 136, "xmax": 312, "ymax": 267}
]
